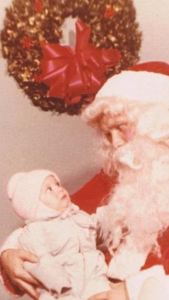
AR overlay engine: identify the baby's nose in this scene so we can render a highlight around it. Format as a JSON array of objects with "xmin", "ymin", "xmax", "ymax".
[{"xmin": 52, "ymin": 184, "xmax": 60, "ymax": 192}]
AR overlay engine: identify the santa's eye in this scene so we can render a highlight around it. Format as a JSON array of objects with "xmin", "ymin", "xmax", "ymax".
[
  {"xmin": 117, "ymin": 123, "xmax": 128, "ymax": 131},
  {"xmin": 103, "ymin": 131, "xmax": 112, "ymax": 142},
  {"xmin": 104, "ymin": 132, "xmax": 111, "ymax": 139},
  {"xmin": 104, "ymin": 131, "xmax": 111, "ymax": 137}
]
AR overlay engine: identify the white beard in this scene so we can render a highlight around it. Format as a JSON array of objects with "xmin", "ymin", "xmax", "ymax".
[{"xmin": 100, "ymin": 135, "xmax": 169, "ymax": 256}]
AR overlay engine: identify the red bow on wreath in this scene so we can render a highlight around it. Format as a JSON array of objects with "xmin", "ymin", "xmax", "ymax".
[{"xmin": 37, "ymin": 20, "xmax": 121, "ymax": 104}]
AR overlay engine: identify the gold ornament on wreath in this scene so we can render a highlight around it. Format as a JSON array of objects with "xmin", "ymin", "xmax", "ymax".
[{"xmin": 1, "ymin": 0, "xmax": 141, "ymax": 115}]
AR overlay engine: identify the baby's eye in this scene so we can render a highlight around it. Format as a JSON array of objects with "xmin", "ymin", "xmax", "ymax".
[
  {"xmin": 55, "ymin": 180, "xmax": 61, "ymax": 187},
  {"xmin": 47, "ymin": 187, "xmax": 52, "ymax": 193}
]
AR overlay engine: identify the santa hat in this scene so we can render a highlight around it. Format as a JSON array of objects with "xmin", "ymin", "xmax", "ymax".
[
  {"xmin": 96, "ymin": 61, "xmax": 169, "ymax": 105},
  {"xmin": 8, "ymin": 169, "xmax": 60, "ymax": 220}
]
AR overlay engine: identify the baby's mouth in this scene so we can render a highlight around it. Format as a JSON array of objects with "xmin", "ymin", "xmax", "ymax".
[
  {"xmin": 61, "ymin": 194, "xmax": 68, "ymax": 200},
  {"xmin": 60, "ymin": 194, "xmax": 70, "ymax": 208}
]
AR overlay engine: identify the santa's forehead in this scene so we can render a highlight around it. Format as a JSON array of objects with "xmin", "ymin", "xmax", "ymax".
[{"xmin": 101, "ymin": 111, "xmax": 127, "ymax": 128}]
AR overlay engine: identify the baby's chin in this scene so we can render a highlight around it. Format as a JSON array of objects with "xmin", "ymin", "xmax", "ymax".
[{"xmin": 60, "ymin": 197, "xmax": 71, "ymax": 210}]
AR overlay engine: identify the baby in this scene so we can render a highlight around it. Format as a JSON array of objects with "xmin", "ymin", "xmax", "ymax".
[{"xmin": 6, "ymin": 169, "xmax": 111, "ymax": 300}]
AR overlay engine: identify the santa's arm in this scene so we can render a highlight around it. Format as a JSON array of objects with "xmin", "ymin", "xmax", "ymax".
[
  {"xmin": 0, "ymin": 228, "xmax": 23, "ymax": 287},
  {"xmin": 0, "ymin": 228, "xmax": 40, "ymax": 298},
  {"xmin": 126, "ymin": 266, "xmax": 165, "ymax": 300},
  {"xmin": 107, "ymin": 266, "xmax": 166, "ymax": 300}
]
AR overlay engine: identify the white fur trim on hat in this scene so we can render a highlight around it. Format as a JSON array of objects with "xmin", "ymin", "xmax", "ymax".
[
  {"xmin": 96, "ymin": 71, "xmax": 169, "ymax": 105},
  {"xmin": 8, "ymin": 170, "xmax": 60, "ymax": 221}
]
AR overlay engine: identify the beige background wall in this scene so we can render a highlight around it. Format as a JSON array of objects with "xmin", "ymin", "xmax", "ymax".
[{"xmin": 0, "ymin": 0, "xmax": 169, "ymax": 299}]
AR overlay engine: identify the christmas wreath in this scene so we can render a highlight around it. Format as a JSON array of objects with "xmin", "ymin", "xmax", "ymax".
[{"xmin": 1, "ymin": 0, "xmax": 141, "ymax": 115}]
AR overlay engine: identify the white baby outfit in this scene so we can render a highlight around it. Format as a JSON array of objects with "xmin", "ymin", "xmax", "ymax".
[
  {"xmin": 16, "ymin": 203, "xmax": 110, "ymax": 300},
  {"xmin": 1, "ymin": 170, "xmax": 110, "ymax": 300}
]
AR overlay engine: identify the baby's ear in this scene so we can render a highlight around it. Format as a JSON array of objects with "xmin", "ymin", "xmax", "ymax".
[{"xmin": 137, "ymin": 105, "xmax": 169, "ymax": 147}]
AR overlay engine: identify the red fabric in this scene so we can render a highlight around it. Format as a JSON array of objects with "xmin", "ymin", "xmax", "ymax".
[
  {"xmin": 71, "ymin": 170, "xmax": 114, "ymax": 213},
  {"xmin": 130, "ymin": 61, "xmax": 169, "ymax": 76},
  {"xmin": 142, "ymin": 228, "xmax": 169, "ymax": 274}
]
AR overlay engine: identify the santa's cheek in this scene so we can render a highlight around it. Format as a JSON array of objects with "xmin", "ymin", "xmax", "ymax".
[
  {"xmin": 123, "ymin": 128, "xmax": 134, "ymax": 142},
  {"xmin": 152, "ymin": 160, "xmax": 169, "ymax": 182}
]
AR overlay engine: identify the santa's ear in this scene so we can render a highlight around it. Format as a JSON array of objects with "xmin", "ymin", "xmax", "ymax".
[{"xmin": 137, "ymin": 106, "xmax": 169, "ymax": 147}]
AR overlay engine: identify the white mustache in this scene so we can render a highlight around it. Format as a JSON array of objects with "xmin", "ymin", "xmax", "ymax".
[{"xmin": 114, "ymin": 150, "xmax": 142, "ymax": 171}]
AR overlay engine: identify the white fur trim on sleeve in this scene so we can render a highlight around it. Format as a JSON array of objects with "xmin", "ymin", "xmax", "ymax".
[
  {"xmin": 107, "ymin": 248, "xmax": 147, "ymax": 280},
  {"xmin": 126, "ymin": 266, "xmax": 165, "ymax": 300}
]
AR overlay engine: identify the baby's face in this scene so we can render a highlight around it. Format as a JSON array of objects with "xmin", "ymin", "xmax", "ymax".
[{"xmin": 40, "ymin": 175, "xmax": 70, "ymax": 212}]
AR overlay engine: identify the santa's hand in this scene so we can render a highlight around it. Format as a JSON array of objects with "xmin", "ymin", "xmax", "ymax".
[{"xmin": 1, "ymin": 249, "xmax": 40, "ymax": 299}]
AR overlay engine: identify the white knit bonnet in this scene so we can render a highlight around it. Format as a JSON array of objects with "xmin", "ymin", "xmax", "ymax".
[{"xmin": 8, "ymin": 169, "xmax": 60, "ymax": 220}]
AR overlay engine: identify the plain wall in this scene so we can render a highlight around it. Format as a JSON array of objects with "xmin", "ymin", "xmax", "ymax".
[{"xmin": 0, "ymin": 0, "xmax": 169, "ymax": 299}]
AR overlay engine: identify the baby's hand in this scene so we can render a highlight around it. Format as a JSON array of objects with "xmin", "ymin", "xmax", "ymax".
[
  {"xmin": 108, "ymin": 282, "xmax": 130, "ymax": 300},
  {"xmin": 88, "ymin": 291, "xmax": 108, "ymax": 300},
  {"xmin": 1, "ymin": 249, "xmax": 40, "ymax": 299}
]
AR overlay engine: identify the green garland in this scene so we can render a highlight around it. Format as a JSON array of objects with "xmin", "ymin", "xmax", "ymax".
[{"xmin": 1, "ymin": 0, "xmax": 142, "ymax": 115}]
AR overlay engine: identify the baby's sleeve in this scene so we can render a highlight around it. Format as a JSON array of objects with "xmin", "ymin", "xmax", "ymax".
[
  {"xmin": 0, "ymin": 227, "xmax": 23, "ymax": 256},
  {"xmin": 18, "ymin": 224, "xmax": 48, "ymax": 256},
  {"xmin": 25, "ymin": 254, "xmax": 71, "ymax": 295},
  {"xmin": 20, "ymin": 225, "xmax": 71, "ymax": 295}
]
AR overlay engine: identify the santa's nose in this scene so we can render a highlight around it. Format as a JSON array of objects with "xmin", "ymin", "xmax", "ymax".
[{"xmin": 112, "ymin": 129, "xmax": 125, "ymax": 148}]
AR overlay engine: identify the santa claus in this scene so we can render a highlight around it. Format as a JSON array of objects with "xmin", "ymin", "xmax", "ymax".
[{"xmin": 83, "ymin": 61, "xmax": 169, "ymax": 299}]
